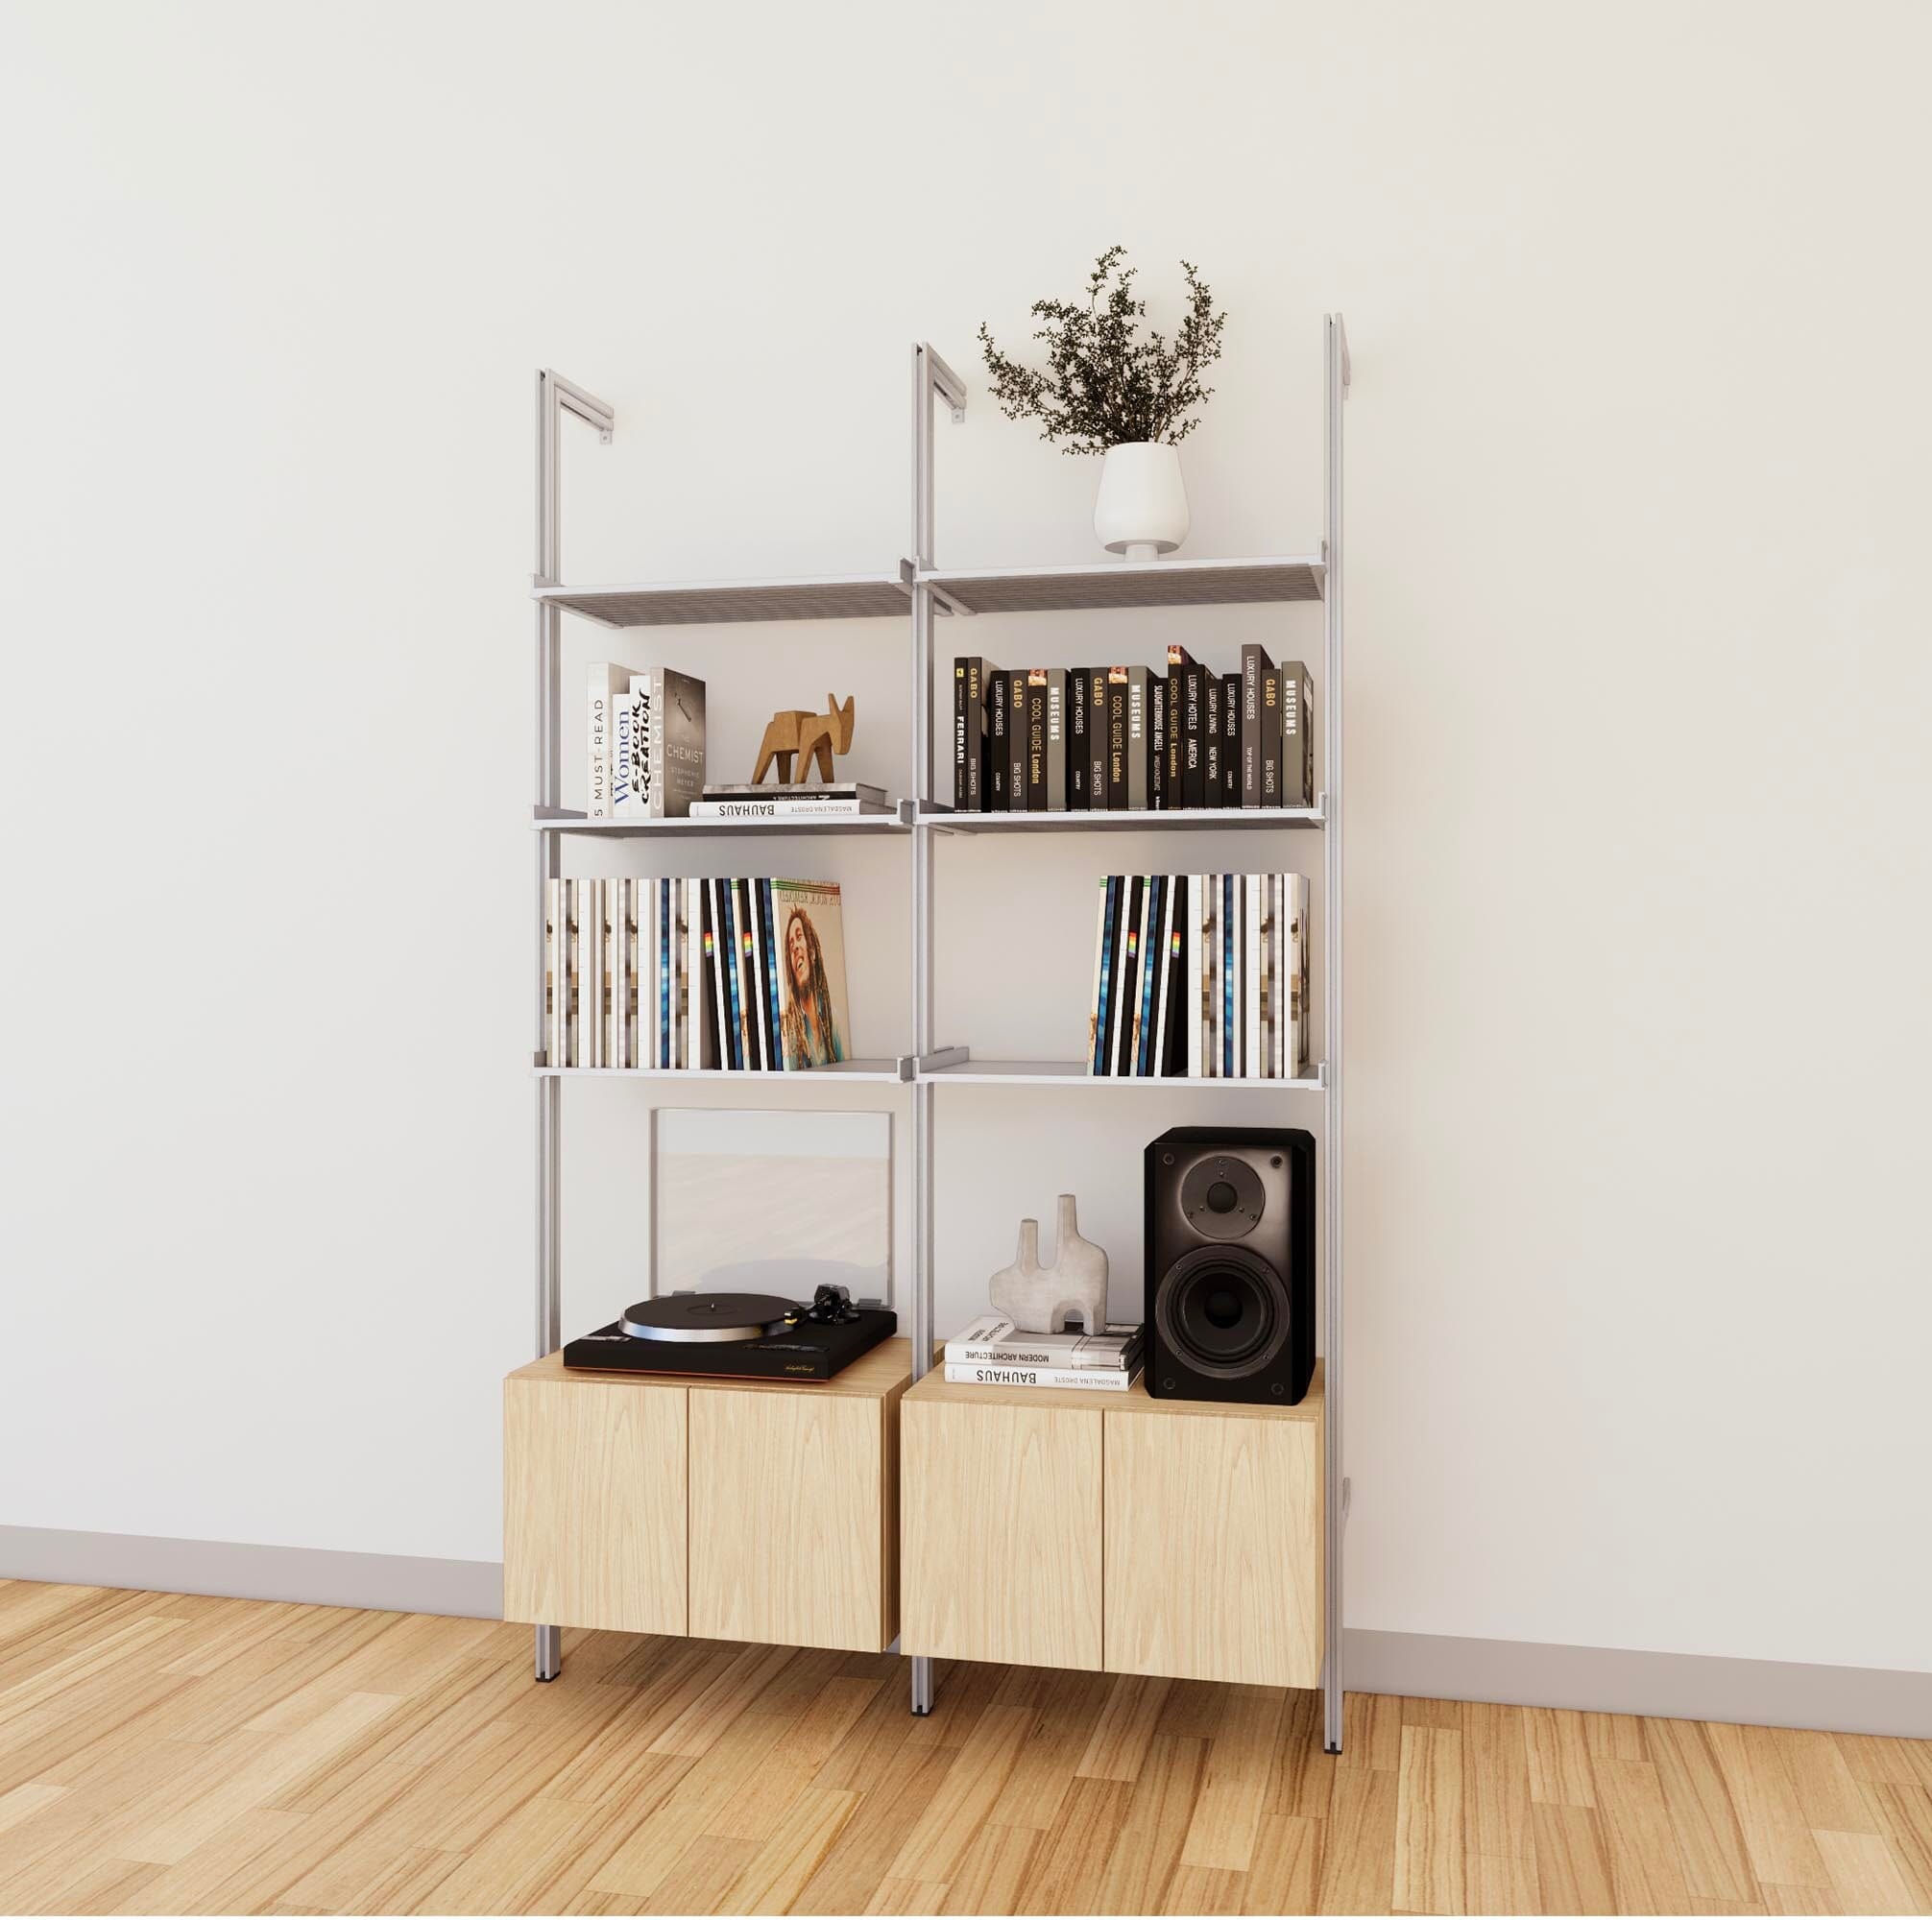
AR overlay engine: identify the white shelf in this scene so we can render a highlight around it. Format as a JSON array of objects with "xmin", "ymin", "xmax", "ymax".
[
  {"xmin": 535, "ymin": 805, "xmax": 911, "ymax": 839},
  {"xmin": 534, "ymin": 572, "xmax": 935, "ymax": 629},
  {"xmin": 919, "ymin": 802, "xmax": 1323, "ymax": 834},
  {"xmin": 920, "ymin": 554, "xmax": 1324, "ymax": 616},
  {"xmin": 918, "ymin": 1057, "xmax": 1327, "ymax": 1091},
  {"xmin": 537, "ymin": 1060, "xmax": 908, "ymax": 1084}
]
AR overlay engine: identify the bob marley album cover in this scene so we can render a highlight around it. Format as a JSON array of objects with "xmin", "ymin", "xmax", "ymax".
[{"xmin": 771, "ymin": 879, "xmax": 852, "ymax": 1069}]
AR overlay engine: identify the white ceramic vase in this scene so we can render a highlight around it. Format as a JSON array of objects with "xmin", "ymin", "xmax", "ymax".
[
  {"xmin": 1093, "ymin": 442, "xmax": 1190, "ymax": 561},
  {"xmin": 987, "ymin": 1195, "xmax": 1109, "ymax": 1334}
]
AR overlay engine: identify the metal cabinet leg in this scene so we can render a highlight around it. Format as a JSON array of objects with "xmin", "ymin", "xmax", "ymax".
[
  {"xmin": 910, "ymin": 1653, "xmax": 932, "ymax": 1716},
  {"xmin": 534, "ymin": 1623, "xmax": 561, "ymax": 1682}
]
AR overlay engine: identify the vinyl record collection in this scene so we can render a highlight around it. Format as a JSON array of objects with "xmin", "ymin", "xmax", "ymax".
[
  {"xmin": 1088, "ymin": 873, "xmax": 1312, "ymax": 1080},
  {"xmin": 954, "ymin": 643, "xmax": 1313, "ymax": 813},
  {"xmin": 543, "ymin": 876, "xmax": 853, "ymax": 1072}
]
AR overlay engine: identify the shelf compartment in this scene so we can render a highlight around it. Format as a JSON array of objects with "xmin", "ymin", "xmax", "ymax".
[
  {"xmin": 537, "ymin": 1060, "xmax": 908, "ymax": 1084},
  {"xmin": 918, "ymin": 554, "xmax": 1323, "ymax": 616},
  {"xmin": 535, "ymin": 572, "xmax": 932, "ymax": 629},
  {"xmin": 918, "ymin": 1056, "xmax": 1326, "ymax": 1091},
  {"xmin": 918, "ymin": 802, "xmax": 1323, "ymax": 834},
  {"xmin": 535, "ymin": 804, "xmax": 912, "ymax": 838}
]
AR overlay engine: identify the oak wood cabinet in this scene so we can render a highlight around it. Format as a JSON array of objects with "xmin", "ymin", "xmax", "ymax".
[
  {"xmin": 504, "ymin": 1338, "xmax": 912, "ymax": 1654},
  {"xmin": 899, "ymin": 1365, "xmax": 1323, "ymax": 1689}
]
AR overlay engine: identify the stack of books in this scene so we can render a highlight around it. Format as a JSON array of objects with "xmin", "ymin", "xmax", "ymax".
[
  {"xmin": 588, "ymin": 664, "xmax": 706, "ymax": 819},
  {"xmin": 543, "ymin": 876, "xmax": 852, "ymax": 1072},
  {"xmin": 953, "ymin": 645, "xmax": 1313, "ymax": 813},
  {"xmin": 691, "ymin": 781, "xmax": 890, "ymax": 820},
  {"xmin": 941, "ymin": 1315, "xmax": 1145, "ymax": 1393},
  {"xmin": 1088, "ymin": 872, "xmax": 1311, "ymax": 1079}
]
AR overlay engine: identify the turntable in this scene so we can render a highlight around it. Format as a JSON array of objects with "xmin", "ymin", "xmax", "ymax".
[{"xmin": 563, "ymin": 1284, "xmax": 896, "ymax": 1382}]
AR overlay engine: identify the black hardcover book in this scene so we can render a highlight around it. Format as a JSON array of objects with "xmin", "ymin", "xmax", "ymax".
[
  {"xmin": 1112, "ymin": 875, "xmax": 1146, "ymax": 1076},
  {"xmin": 1090, "ymin": 875, "xmax": 1122, "ymax": 1073},
  {"xmin": 1221, "ymin": 673, "xmax": 1242, "ymax": 805},
  {"xmin": 1135, "ymin": 875, "xmax": 1166, "ymax": 1075},
  {"xmin": 1240, "ymin": 644, "xmax": 1274, "ymax": 808},
  {"xmin": 1148, "ymin": 675, "xmax": 1168, "ymax": 810},
  {"xmin": 1163, "ymin": 877, "xmax": 1189, "ymax": 1074},
  {"xmin": 1090, "ymin": 669, "xmax": 1109, "ymax": 811},
  {"xmin": 1069, "ymin": 669, "xmax": 1091, "ymax": 808},
  {"xmin": 1106, "ymin": 668, "xmax": 1129, "ymax": 811},
  {"xmin": 1025, "ymin": 671, "xmax": 1049, "ymax": 811},
  {"xmin": 1045, "ymin": 667, "xmax": 1068, "ymax": 810},
  {"xmin": 733, "ymin": 878, "xmax": 763, "ymax": 1071},
  {"xmin": 954, "ymin": 660, "xmax": 966, "ymax": 809},
  {"xmin": 755, "ymin": 878, "xmax": 781, "ymax": 1070},
  {"xmin": 711, "ymin": 877, "xmax": 739, "ymax": 1069},
  {"xmin": 1009, "ymin": 671, "xmax": 1028, "ymax": 813},
  {"xmin": 699, "ymin": 880, "xmax": 720, "ymax": 1068},
  {"xmin": 1260, "ymin": 665, "xmax": 1283, "ymax": 806},
  {"xmin": 955, "ymin": 657, "xmax": 992, "ymax": 812},
  {"xmin": 1202, "ymin": 675, "xmax": 1222, "ymax": 804},
  {"xmin": 1181, "ymin": 661, "xmax": 1206, "ymax": 809},
  {"xmin": 1124, "ymin": 666, "xmax": 1152, "ymax": 811},
  {"xmin": 987, "ymin": 670, "xmax": 1009, "ymax": 810},
  {"xmin": 1165, "ymin": 645, "xmax": 1191, "ymax": 805}
]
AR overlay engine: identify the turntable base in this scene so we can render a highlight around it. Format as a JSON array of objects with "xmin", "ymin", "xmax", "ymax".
[{"xmin": 565, "ymin": 1299, "xmax": 896, "ymax": 1381}]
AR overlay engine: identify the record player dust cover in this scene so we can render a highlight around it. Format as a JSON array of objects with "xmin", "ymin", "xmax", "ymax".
[{"xmin": 772, "ymin": 879, "xmax": 852, "ymax": 1068}]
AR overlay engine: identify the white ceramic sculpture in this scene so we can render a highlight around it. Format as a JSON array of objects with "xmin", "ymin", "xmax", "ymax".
[{"xmin": 988, "ymin": 1194, "xmax": 1109, "ymax": 1334}]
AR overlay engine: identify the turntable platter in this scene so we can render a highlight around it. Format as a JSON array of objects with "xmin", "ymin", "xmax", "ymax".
[{"xmin": 618, "ymin": 1292, "xmax": 799, "ymax": 1344}]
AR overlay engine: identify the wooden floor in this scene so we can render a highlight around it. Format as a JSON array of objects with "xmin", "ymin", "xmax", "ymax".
[{"xmin": 1, "ymin": 1583, "xmax": 1928, "ymax": 1915}]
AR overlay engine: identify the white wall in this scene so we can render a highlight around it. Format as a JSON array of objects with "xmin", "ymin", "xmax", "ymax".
[{"xmin": 4, "ymin": 0, "xmax": 1929, "ymax": 1676}]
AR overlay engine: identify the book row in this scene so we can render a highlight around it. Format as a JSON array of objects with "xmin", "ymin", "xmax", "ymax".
[
  {"xmin": 1088, "ymin": 873, "xmax": 1312, "ymax": 1081},
  {"xmin": 953, "ymin": 645, "xmax": 1314, "ymax": 814},
  {"xmin": 542, "ymin": 876, "xmax": 854, "ymax": 1071}
]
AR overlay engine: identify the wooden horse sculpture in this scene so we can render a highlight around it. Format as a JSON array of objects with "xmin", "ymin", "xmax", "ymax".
[{"xmin": 752, "ymin": 693, "xmax": 856, "ymax": 784}]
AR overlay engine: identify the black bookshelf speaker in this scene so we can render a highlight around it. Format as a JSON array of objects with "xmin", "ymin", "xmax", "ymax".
[{"xmin": 1144, "ymin": 1126, "xmax": 1316, "ymax": 1405}]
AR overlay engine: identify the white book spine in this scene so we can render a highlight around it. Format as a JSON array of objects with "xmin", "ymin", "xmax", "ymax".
[
  {"xmin": 608, "ymin": 877, "xmax": 625, "ymax": 1070},
  {"xmin": 588, "ymin": 681, "xmax": 611, "ymax": 819},
  {"xmin": 661, "ymin": 877, "xmax": 675, "ymax": 1068},
  {"xmin": 1292, "ymin": 873, "xmax": 1311, "ymax": 1074},
  {"xmin": 543, "ymin": 878, "xmax": 562, "ymax": 1068},
  {"xmin": 630, "ymin": 673, "xmax": 654, "ymax": 818},
  {"xmin": 611, "ymin": 696, "xmax": 634, "ymax": 819},
  {"xmin": 584, "ymin": 880, "xmax": 605, "ymax": 1068},
  {"xmin": 562, "ymin": 879, "xmax": 579, "ymax": 1067},
  {"xmin": 1151, "ymin": 872, "xmax": 1176, "ymax": 1077},
  {"xmin": 687, "ymin": 800, "xmax": 888, "ymax": 819},
  {"xmin": 944, "ymin": 1343, "xmax": 1140, "ymax": 1369},
  {"xmin": 942, "ymin": 1363, "xmax": 1135, "ymax": 1392},
  {"xmin": 743, "ymin": 882, "xmax": 768, "ymax": 1071}
]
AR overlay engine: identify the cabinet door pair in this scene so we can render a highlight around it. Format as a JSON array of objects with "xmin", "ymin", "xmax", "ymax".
[
  {"xmin": 901, "ymin": 1395, "xmax": 1323, "ymax": 1689},
  {"xmin": 504, "ymin": 1374, "xmax": 897, "ymax": 1654}
]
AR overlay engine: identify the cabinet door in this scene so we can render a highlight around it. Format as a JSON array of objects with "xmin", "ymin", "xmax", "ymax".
[
  {"xmin": 1104, "ymin": 1406, "xmax": 1321, "ymax": 1688},
  {"xmin": 902, "ymin": 1398, "xmax": 1103, "ymax": 1671},
  {"xmin": 688, "ymin": 1387, "xmax": 891, "ymax": 1653},
  {"xmin": 503, "ymin": 1377, "xmax": 687, "ymax": 1636}
]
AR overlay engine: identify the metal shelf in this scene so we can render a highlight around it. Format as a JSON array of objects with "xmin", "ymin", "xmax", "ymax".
[
  {"xmin": 918, "ymin": 801, "xmax": 1324, "ymax": 834},
  {"xmin": 536, "ymin": 1059, "xmax": 908, "ymax": 1084},
  {"xmin": 916, "ymin": 1056, "xmax": 1327, "ymax": 1091},
  {"xmin": 534, "ymin": 804, "xmax": 912, "ymax": 838},
  {"xmin": 919, "ymin": 554, "xmax": 1323, "ymax": 616},
  {"xmin": 534, "ymin": 572, "xmax": 936, "ymax": 629}
]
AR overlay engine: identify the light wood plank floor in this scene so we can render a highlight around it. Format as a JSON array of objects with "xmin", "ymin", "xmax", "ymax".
[{"xmin": 1, "ymin": 1581, "xmax": 1928, "ymax": 1915}]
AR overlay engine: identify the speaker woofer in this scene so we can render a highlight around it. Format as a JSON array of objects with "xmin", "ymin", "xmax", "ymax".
[{"xmin": 1153, "ymin": 1243, "xmax": 1292, "ymax": 1380}]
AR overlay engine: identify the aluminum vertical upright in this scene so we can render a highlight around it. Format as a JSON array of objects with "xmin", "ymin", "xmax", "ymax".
[
  {"xmin": 532, "ymin": 370, "xmax": 614, "ymax": 1684},
  {"xmin": 907, "ymin": 343, "xmax": 966, "ymax": 1715},
  {"xmin": 1320, "ymin": 315, "xmax": 1350, "ymax": 1752}
]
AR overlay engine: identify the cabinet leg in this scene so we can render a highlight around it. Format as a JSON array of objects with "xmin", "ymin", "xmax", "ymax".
[
  {"xmin": 909, "ymin": 1653, "xmax": 932, "ymax": 1716},
  {"xmin": 534, "ymin": 1623, "xmax": 561, "ymax": 1682}
]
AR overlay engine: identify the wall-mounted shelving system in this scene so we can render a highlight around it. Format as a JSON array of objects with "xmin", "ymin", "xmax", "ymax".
[{"xmin": 529, "ymin": 318, "xmax": 1348, "ymax": 1748}]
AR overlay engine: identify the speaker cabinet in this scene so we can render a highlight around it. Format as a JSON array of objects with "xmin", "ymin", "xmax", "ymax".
[{"xmin": 1144, "ymin": 1126, "xmax": 1315, "ymax": 1404}]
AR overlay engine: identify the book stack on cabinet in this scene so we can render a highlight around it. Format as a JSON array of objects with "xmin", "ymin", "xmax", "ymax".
[
  {"xmin": 941, "ymin": 1313, "xmax": 1144, "ymax": 1392},
  {"xmin": 954, "ymin": 644, "xmax": 1312, "ymax": 813},
  {"xmin": 588, "ymin": 663, "xmax": 706, "ymax": 820}
]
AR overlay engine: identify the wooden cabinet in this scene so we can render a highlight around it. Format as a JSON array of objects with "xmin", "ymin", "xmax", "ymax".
[
  {"xmin": 900, "ymin": 1366, "xmax": 1323, "ymax": 1689},
  {"xmin": 504, "ymin": 1339, "xmax": 911, "ymax": 1655},
  {"xmin": 901, "ymin": 1393, "xmax": 1103, "ymax": 1670}
]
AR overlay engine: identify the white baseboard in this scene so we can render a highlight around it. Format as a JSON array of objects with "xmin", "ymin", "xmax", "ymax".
[
  {"xmin": 0, "ymin": 1525, "xmax": 501, "ymax": 1620},
  {"xmin": 5, "ymin": 1528, "xmax": 1922, "ymax": 1740},
  {"xmin": 1345, "ymin": 1626, "xmax": 1932, "ymax": 1739}
]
